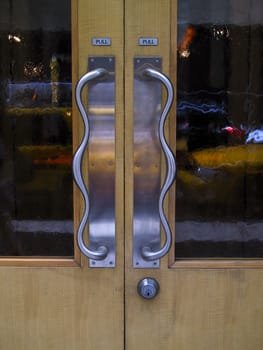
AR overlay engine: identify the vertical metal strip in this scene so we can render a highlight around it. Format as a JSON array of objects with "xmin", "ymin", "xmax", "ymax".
[
  {"xmin": 88, "ymin": 57, "xmax": 116, "ymax": 267},
  {"xmin": 74, "ymin": 68, "xmax": 109, "ymax": 262},
  {"xmin": 140, "ymin": 68, "xmax": 175, "ymax": 261},
  {"xmin": 133, "ymin": 57, "xmax": 162, "ymax": 268}
]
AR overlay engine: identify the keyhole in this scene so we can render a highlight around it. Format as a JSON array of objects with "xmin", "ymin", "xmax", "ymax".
[{"xmin": 137, "ymin": 278, "xmax": 160, "ymax": 299}]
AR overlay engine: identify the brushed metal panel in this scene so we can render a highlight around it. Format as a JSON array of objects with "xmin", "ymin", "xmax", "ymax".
[
  {"xmin": 88, "ymin": 57, "xmax": 115, "ymax": 267},
  {"xmin": 133, "ymin": 57, "xmax": 162, "ymax": 268}
]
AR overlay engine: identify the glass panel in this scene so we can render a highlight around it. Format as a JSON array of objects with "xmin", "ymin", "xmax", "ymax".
[
  {"xmin": 0, "ymin": 0, "xmax": 73, "ymax": 256},
  {"xmin": 176, "ymin": 0, "xmax": 263, "ymax": 258}
]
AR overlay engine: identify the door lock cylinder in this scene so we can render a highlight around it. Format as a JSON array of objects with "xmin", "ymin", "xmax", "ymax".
[{"xmin": 137, "ymin": 278, "xmax": 160, "ymax": 299}]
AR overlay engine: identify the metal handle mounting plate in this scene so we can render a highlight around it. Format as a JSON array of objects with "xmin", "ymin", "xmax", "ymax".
[
  {"xmin": 73, "ymin": 56, "xmax": 116, "ymax": 268},
  {"xmin": 133, "ymin": 57, "xmax": 175, "ymax": 268}
]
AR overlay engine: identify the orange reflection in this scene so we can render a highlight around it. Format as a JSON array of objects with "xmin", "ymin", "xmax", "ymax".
[
  {"xmin": 178, "ymin": 26, "xmax": 196, "ymax": 58},
  {"xmin": 33, "ymin": 155, "xmax": 72, "ymax": 166}
]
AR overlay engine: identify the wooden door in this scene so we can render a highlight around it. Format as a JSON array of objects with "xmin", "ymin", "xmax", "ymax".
[
  {"xmin": 125, "ymin": 1, "xmax": 263, "ymax": 349},
  {"xmin": 2, "ymin": 1, "xmax": 263, "ymax": 349},
  {"xmin": 0, "ymin": 0, "xmax": 124, "ymax": 349}
]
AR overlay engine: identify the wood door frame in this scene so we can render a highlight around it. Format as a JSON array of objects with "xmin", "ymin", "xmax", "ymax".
[
  {"xmin": 168, "ymin": 0, "xmax": 263, "ymax": 270},
  {"xmin": 0, "ymin": 1, "xmax": 125, "ymax": 349},
  {"xmin": 124, "ymin": 2, "xmax": 263, "ymax": 350},
  {"xmin": 0, "ymin": 0, "xmax": 80, "ymax": 268},
  {"xmin": 0, "ymin": 0, "xmax": 125, "ymax": 269}
]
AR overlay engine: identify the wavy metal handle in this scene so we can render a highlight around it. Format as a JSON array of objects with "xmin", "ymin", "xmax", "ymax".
[
  {"xmin": 73, "ymin": 68, "xmax": 108, "ymax": 260},
  {"xmin": 141, "ymin": 68, "xmax": 176, "ymax": 261}
]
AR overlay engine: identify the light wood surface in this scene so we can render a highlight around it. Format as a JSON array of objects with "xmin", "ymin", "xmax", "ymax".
[
  {"xmin": 125, "ymin": 268, "xmax": 263, "ymax": 350},
  {"xmin": 2, "ymin": 1, "xmax": 263, "ymax": 349},
  {"xmin": 124, "ymin": 1, "xmax": 263, "ymax": 349},
  {"xmin": 0, "ymin": 0, "xmax": 124, "ymax": 349}
]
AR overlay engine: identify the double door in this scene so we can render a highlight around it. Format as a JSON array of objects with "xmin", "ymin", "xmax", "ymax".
[{"xmin": 1, "ymin": 0, "xmax": 263, "ymax": 349}]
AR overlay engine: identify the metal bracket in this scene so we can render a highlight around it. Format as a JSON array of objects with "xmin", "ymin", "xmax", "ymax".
[
  {"xmin": 133, "ymin": 57, "xmax": 162, "ymax": 268},
  {"xmin": 88, "ymin": 56, "xmax": 116, "ymax": 268}
]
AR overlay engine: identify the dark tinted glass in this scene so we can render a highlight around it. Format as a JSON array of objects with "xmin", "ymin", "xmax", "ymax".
[
  {"xmin": 0, "ymin": 0, "xmax": 73, "ymax": 256},
  {"xmin": 176, "ymin": 0, "xmax": 263, "ymax": 258}
]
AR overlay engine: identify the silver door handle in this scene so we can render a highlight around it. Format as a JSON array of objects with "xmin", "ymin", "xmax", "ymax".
[
  {"xmin": 73, "ymin": 68, "xmax": 108, "ymax": 260},
  {"xmin": 141, "ymin": 68, "xmax": 176, "ymax": 261}
]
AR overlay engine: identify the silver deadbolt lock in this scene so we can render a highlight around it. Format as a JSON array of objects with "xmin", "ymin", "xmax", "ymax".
[{"xmin": 137, "ymin": 278, "xmax": 160, "ymax": 299}]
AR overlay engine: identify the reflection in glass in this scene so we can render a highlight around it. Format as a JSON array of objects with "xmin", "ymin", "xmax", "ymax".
[
  {"xmin": 0, "ymin": 0, "xmax": 73, "ymax": 256},
  {"xmin": 176, "ymin": 0, "xmax": 263, "ymax": 258}
]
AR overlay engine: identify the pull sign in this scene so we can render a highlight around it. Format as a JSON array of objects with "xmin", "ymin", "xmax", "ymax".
[
  {"xmin": 92, "ymin": 38, "xmax": 111, "ymax": 46},
  {"xmin": 139, "ymin": 37, "xmax": 158, "ymax": 46}
]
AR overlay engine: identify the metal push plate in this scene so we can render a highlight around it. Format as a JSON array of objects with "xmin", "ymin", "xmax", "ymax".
[
  {"xmin": 133, "ymin": 57, "xmax": 162, "ymax": 268},
  {"xmin": 88, "ymin": 56, "xmax": 116, "ymax": 267}
]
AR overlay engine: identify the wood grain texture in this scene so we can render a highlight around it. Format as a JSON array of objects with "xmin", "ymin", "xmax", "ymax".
[
  {"xmin": 124, "ymin": 1, "xmax": 263, "ymax": 349},
  {"xmin": 0, "ymin": 267, "xmax": 123, "ymax": 349},
  {"xmin": 125, "ymin": 268, "xmax": 263, "ymax": 350},
  {"xmin": 2, "ymin": 1, "xmax": 263, "ymax": 349},
  {"xmin": 0, "ymin": 1, "xmax": 124, "ymax": 349}
]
